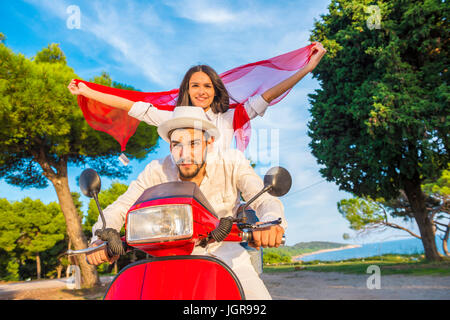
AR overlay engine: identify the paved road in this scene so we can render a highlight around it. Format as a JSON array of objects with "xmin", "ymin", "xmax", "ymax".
[
  {"xmin": 261, "ymin": 271, "xmax": 450, "ymax": 300},
  {"xmin": 2, "ymin": 272, "xmax": 449, "ymax": 300},
  {"xmin": 0, "ymin": 276, "xmax": 114, "ymax": 297}
]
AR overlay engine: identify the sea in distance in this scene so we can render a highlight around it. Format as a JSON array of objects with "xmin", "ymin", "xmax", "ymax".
[{"xmin": 296, "ymin": 237, "xmax": 448, "ymax": 262}]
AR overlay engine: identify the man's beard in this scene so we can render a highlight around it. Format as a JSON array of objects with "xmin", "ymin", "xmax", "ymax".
[
  {"xmin": 177, "ymin": 160, "xmax": 206, "ymax": 179},
  {"xmin": 176, "ymin": 147, "xmax": 208, "ymax": 179}
]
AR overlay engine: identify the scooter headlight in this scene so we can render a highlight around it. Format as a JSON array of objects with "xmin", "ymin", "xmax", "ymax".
[{"xmin": 126, "ymin": 205, "xmax": 193, "ymax": 244}]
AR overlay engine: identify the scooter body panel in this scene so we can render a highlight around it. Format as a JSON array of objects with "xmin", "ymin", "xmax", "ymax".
[{"xmin": 104, "ymin": 256, "xmax": 245, "ymax": 300}]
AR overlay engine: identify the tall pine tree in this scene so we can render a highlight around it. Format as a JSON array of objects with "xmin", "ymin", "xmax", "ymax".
[{"xmin": 0, "ymin": 41, "xmax": 159, "ymax": 285}]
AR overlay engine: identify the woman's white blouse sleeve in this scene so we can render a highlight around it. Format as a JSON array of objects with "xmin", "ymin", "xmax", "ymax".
[
  {"xmin": 243, "ymin": 94, "xmax": 270, "ymax": 120},
  {"xmin": 128, "ymin": 101, "xmax": 173, "ymax": 126}
]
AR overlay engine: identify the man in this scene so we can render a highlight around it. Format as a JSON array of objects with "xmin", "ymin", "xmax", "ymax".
[{"xmin": 87, "ymin": 106, "xmax": 287, "ymax": 299}]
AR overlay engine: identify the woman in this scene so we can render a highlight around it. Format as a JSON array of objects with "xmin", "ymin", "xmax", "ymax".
[{"xmin": 68, "ymin": 42, "xmax": 326, "ymax": 152}]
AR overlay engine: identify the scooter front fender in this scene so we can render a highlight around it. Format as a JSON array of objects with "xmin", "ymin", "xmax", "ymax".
[{"xmin": 104, "ymin": 255, "xmax": 245, "ymax": 300}]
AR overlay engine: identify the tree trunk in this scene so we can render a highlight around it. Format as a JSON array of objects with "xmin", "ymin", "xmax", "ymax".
[
  {"xmin": 403, "ymin": 177, "xmax": 442, "ymax": 261},
  {"xmin": 56, "ymin": 264, "xmax": 63, "ymax": 279},
  {"xmin": 36, "ymin": 252, "xmax": 41, "ymax": 280},
  {"xmin": 33, "ymin": 151, "xmax": 99, "ymax": 287},
  {"xmin": 49, "ymin": 172, "xmax": 100, "ymax": 287}
]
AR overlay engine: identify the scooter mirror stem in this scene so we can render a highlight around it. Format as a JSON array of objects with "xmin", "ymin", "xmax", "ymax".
[
  {"xmin": 92, "ymin": 192, "xmax": 106, "ymax": 232},
  {"xmin": 241, "ymin": 184, "xmax": 272, "ymax": 214}
]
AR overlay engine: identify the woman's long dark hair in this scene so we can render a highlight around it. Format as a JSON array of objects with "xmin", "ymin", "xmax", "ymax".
[{"xmin": 176, "ymin": 65, "xmax": 230, "ymax": 114}]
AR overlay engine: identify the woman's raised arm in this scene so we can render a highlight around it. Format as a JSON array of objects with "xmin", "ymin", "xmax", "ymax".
[
  {"xmin": 261, "ymin": 42, "xmax": 327, "ymax": 103},
  {"xmin": 68, "ymin": 79, "xmax": 134, "ymax": 112}
]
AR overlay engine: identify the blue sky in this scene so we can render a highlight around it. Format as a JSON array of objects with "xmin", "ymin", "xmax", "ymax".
[{"xmin": 0, "ymin": 0, "xmax": 420, "ymax": 245}]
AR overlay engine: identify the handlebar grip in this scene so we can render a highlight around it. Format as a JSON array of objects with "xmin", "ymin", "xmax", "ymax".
[
  {"xmin": 95, "ymin": 228, "xmax": 126, "ymax": 256},
  {"xmin": 241, "ymin": 231, "xmax": 285, "ymax": 246}
]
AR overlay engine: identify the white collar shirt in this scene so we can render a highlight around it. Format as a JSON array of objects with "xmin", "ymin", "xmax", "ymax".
[
  {"xmin": 91, "ymin": 148, "xmax": 286, "ymax": 243},
  {"xmin": 128, "ymin": 94, "xmax": 270, "ymax": 152}
]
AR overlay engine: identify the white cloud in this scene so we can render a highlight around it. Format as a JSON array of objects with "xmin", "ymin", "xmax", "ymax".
[
  {"xmin": 176, "ymin": 5, "xmax": 236, "ymax": 24},
  {"xmin": 163, "ymin": 0, "xmax": 273, "ymax": 26},
  {"xmin": 24, "ymin": 0, "xmax": 182, "ymax": 86},
  {"xmin": 10, "ymin": 0, "xmax": 399, "ymax": 245}
]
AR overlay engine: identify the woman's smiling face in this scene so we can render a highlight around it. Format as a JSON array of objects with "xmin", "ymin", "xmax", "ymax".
[{"xmin": 188, "ymin": 71, "xmax": 215, "ymax": 111}]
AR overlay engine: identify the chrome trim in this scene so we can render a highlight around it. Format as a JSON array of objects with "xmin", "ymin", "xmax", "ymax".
[{"xmin": 64, "ymin": 242, "xmax": 107, "ymax": 256}]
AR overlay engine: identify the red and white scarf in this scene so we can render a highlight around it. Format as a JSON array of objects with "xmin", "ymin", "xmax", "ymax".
[{"xmin": 75, "ymin": 44, "xmax": 313, "ymax": 152}]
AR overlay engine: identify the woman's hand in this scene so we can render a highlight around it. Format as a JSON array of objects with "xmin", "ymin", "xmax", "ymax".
[
  {"xmin": 306, "ymin": 42, "xmax": 327, "ymax": 72},
  {"xmin": 261, "ymin": 42, "xmax": 327, "ymax": 103},
  {"xmin": 67, "ymin": 79, "xmax": 134, "ymax": 111},
  {"xmin": 67, "ymin": 79, "xmax": 87, "ymax": 96}
]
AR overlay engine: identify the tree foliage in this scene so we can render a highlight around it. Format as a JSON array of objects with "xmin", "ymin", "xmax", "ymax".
[
  {"xmin": 34, "ymin": 43, "xmax": 67, "ymax": 65},
  {"xmin": 307, "ymin": 0, "xmax": 448, "ymax": 260},
  {"xmin": 0, "ymin": 42, "xmax": 159, "ymax": 187},
  {"xmin": 0, "ymin": 39, "xmax": 160, "ymax": 285},
  {"xmin": 0, "ymin": 198, "xmax": 66, "ymax": 280},
  {"xmin": 263, "ymin": 251, "xmax": 291, "ymax": 264},
  {"xmin": 338, "ymin": 168, "xmax": 450, "ymax": 255},
  {"xmin": 83, "ymin": 181, "xmax": 128, "ymax": 236},
  {"xmin": 308, "ymin": 0, "xmax": 448, "ymax": 198}
]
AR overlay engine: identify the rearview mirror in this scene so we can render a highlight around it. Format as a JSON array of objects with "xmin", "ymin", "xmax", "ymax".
[
  {"xmin": 264, "ymin": 166, "xmax": 292, "ymax": 197},
  {"xmin": 79, "ymin": 168, "xmax": 101, "ymax": 198},
  {"xmin": 79, "ymin": 168, "xmax": 106, "ymax": 231},
  {"xmin": 240, "ymin": 166, "xmax": 292, "ymax": 216}
]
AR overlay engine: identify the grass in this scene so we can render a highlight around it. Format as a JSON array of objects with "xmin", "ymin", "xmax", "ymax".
[{"xmin": 263, "ymin": 254, "xmax": 450, "ymax": 276}]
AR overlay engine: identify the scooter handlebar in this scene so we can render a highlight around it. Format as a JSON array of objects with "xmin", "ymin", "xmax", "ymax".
[
  {"xmin": 63, "ymin": 240, "xmax": 128, "ymax": 258},
  {"xmin": 241, "ymin": 231, "xmax": 286, "ymax": 246},
  {"xmin": 64, "ymin": 242, "xmax": 108, "ymax": 256},
  {"xmin": 238, "ymin": 218, "xmax": 285, "ymax": 246}
]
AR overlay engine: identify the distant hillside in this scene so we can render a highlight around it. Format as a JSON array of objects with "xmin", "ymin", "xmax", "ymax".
[{"xmin": 264, "ymin": 241, "xmax": 348, "ymax": 259}]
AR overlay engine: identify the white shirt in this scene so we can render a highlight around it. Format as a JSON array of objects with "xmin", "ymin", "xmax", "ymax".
[
  {"xmin": 91, "ymin": 148, "xmax": 286, "ymax": 243},
  {"xmin": 128, "ymin": 95, "xmax": 270, "ymax": 152}
]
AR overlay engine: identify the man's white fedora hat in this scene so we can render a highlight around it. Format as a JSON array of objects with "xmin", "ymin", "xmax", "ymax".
[{"xmin": 157, "ymin": 106, "xmax": 221, "ymax": 143}]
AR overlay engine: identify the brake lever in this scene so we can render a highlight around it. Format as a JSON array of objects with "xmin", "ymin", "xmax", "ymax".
[
  {"xmin": 62, "ymin": 242, "xmax": 108, "ymax": 257},
  {"xmin": 238, "ymin": 218, "xmax": 282, "ymax": 230}
]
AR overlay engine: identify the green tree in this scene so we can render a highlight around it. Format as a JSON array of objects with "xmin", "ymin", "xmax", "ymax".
[
  {"xmin": 84, "ymin": 181, "xmax": 128, "ymax": 236},
  {"xmin": 308, "ymin": 0, "xmax": 449, "ymax": 260},
  {"xmin": 0, "ymin": 198, "xmax": 66, "ymax": 280},
  {"xmin": 263, "ymin": 251, "xmax": 291, "ymax": 264},
  {"xmin": 34, "ymin": 43, "xmax": 67, "ymax": 65},
  {"xmin": 16, "ymin": 199, "xmax": 66, "ymax": 279},
  {"xmin": 83, "ymin": 181, "xmax": 130, "ymax": 274},
  {"xmin": 0, "ymin": 198, "xmax": 21, "ymax": 280},
  {"xmin": 421, "ymin": 167, "xmax": 449, "ymax": 254},
  {"xmin": 0, "ymin": 41, "xmax": 159, "ymax": 286},
  {"xmin": 338, "ymin": 168, "xmax": 450, "ymax": 256}
]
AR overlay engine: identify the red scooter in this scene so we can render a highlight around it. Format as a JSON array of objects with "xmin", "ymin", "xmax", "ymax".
[{"xmin": 66, "ymin": 166, "xmax": 291, "ymax": 300}]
